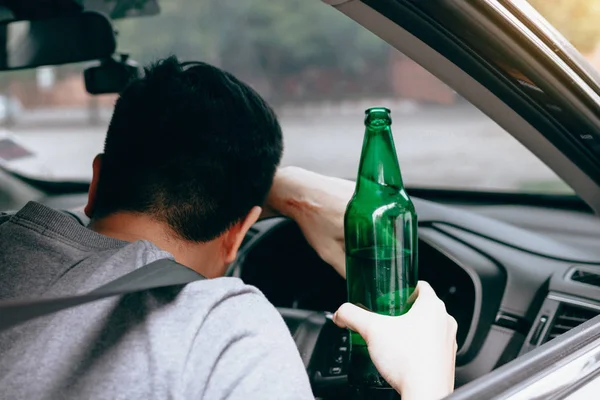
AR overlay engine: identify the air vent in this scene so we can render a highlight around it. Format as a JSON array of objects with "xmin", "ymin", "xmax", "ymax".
[
  {"xmin": 544, "ymin": 304, "xmax": 600, "ymax": 343},
  {"xmin": 570, "ymin": 269, "xmax": 600, "ymax": 288}
]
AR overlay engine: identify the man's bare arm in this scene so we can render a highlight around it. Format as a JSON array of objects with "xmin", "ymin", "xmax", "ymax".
[{"xmin": 261, "ymin": 166, "xmax": 351, "ymax": 278}]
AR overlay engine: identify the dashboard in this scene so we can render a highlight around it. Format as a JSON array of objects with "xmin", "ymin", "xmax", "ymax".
[{"xmin": 232, "ymin": 197, "xmax": 600, "ymax": 388}]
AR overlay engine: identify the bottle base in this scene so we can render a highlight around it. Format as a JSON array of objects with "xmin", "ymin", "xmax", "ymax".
[
  {"xmin": 348, "ymin": 345, "xmax": 392, "ymax": 389},
  {"xmin": 348, "ymin": 387, "xmax": 401, "ymax": 400}
]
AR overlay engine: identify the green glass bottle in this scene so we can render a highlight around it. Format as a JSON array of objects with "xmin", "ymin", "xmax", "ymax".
[{"xmin": 344, "ymin": 107, "xmax": 418, "ymax": 388}]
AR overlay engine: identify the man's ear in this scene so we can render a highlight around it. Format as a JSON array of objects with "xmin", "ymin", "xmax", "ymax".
[
  {"xmin": 223, "ymin": 206, "xmax": 262, "ymax": 264},
  {"xmin": 85, "ymin": 154, "xmax": 103, "ymax": 218}
]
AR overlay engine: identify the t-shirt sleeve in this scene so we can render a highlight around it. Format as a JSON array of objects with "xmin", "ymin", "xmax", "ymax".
[{"xmin": 182, "ymin": 287, "xmax": 314, "ymax": 400}]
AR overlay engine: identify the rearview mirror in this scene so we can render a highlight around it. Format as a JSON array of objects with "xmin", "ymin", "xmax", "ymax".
[
  {"xmin": 84, "ymin": 54, "xmax": 142, "ymax": 95},
  {"xmin": 0, "ymin": 12, "xmax": 116, "ymax": 71}
]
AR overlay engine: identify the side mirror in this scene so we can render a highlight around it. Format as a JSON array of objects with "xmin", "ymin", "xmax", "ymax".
[
  {"xmin": 84, "ymin": 54, "xmax": 142, "ymax": 95},
  {"xmin": 0, "ymin": 11, "xmax": 116, "ymax": 71}
]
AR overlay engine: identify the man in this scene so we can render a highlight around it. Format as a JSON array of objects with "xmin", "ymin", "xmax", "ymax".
[{"xmin": 0, "ymin": 57, "xmax": 456, "ymax": 399}]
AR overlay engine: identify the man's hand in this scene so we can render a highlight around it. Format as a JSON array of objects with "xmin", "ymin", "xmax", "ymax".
[
  {"xmin": 333, "ymin": 281, "xmax": 458, "ymax": 400},
  {"xmin": 264, "ymin": 167, "xmax": 354, "ymax": 278}
]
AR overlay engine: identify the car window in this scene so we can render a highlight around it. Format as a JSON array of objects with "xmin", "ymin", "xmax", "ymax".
[{"xmin": 0, "ymin": 0, "xmax": 573, "ymax": 194}]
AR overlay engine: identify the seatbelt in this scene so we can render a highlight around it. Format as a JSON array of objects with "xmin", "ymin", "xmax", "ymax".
[{"xmin": 0, "ymin": 258, "xmax": 205, "ymax": 332}]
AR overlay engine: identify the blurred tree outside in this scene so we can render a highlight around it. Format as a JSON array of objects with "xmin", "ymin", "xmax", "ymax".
[
  {"xmin": 110, "ymin": 0, "xmax": 600, "ymax": 104},
  {"xmin": 113, "ymin": 0, "xmax": 389, "ymax": 104},
  {"xmin": 8, "ymin": 0, "xmax": 600, "ymax": 109},
  {"xmin": 529, "ymin": 0, "xmax": 600, "ymax": 53}
]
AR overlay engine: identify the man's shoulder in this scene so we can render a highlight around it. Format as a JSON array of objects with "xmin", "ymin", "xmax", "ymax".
[
  {"xmin": 173, "ymin": 278, "xmax": 312, "ymax": 399},
  {"xmin": 174, "ymin": 277, "xmax": 277, "ymax": 321},
  {"xmin": 164, "ymin": 277, "xmax": 287, "ymax": 339}
]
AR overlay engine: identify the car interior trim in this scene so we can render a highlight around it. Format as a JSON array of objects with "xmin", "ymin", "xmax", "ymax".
[
  {"xmin": 494, "ymin": 312, "xmax": 530, "ymax": 336},
  {"xmin": 484, "ymin": 0, "xmax": 600, "ymax": 110},
  {"xmin": 502, "ymin": 338, "xmax": 600, "ymax": 400},
  {"xmin": 447, "ymin": 313, "xmax": 600, "ymax": 399},
  {"xmin": 498, "ymin": 0, "xmax": 600, "ymax": 100},
  {"xmin": 413, "ymin": 197, "xmax": 600, "ymax": 263},
  {"xmin": 565, "ymin": 266, "xmax": 600, "ymax": 289},
  {"xmin": 562, "ymin": 371, "xmax": 600, "ymax": 400},
  {"xmin": 547, "ymin": 294, "xmax": 600, "ymax": 313},
  {"xmin": 418, "ymin": 229, "xmax": 483, "ymax": 359},
  {"xmin": 431, "ymin": 222, "xmax": 600, "ymax": 264},
  {"xmin": 406, "ymin": 188, "xmax": 592, "ymax": 213}
]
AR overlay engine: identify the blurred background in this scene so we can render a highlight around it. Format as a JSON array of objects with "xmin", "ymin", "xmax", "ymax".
[{"xmin": 0, "ymin": 0, "xmax": 597, "ymax": 194}]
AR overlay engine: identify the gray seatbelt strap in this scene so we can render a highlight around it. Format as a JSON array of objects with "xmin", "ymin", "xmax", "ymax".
[{"xmin": 0, "ymin": 258, "xmax": 205, "ymax": 332}]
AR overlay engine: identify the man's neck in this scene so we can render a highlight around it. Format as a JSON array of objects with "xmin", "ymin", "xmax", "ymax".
[{"xmin": 89, "ymin": 212, "xmax": 224, "ymax": 278}]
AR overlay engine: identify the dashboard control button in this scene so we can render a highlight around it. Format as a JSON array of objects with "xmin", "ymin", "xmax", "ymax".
[{"xmin": 530, "ymin": 315, "xmax": 548, "ymax": 345}]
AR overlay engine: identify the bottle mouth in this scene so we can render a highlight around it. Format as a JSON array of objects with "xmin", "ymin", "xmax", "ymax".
[{"xmin": 364, "ymin": 107, "xmax": 392, "ymax": 126}]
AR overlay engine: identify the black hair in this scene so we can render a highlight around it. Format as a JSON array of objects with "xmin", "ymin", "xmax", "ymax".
[{"xmin": 93, "ymin": 56, "xmax": 283, "ymax": 242}]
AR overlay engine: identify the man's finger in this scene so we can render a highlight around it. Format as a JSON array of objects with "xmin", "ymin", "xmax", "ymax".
[
  {"xmin": 410, "ymin": 281, "xmax": 438, "ymax": 311},
  {"xmin": 333, "ymin": 303, "xmax": 377, "ymax": 339},
  {"xmin": 416, "ymin": 280, "xmax": 435, "ymax": 297}
]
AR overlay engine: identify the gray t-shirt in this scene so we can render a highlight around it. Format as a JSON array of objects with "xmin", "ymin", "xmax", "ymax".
[{"xmin": 0, "ymin": 202, "xmax": 313, "ymax": 400}]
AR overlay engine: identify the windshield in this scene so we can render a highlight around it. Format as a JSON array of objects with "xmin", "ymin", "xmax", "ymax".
[{"xmin": 0, "ymin": 0, "xmax": 579, "ymax": 194}]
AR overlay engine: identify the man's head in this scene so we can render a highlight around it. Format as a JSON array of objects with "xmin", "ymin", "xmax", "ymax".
[{"xmin": 85, "ymin": 56, "xmax": 283, "ymax": 275}]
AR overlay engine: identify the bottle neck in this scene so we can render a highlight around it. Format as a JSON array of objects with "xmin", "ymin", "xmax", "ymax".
[{"xmin": 355, "ymin": 124, "xmax": 404, "ymax": 192}]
